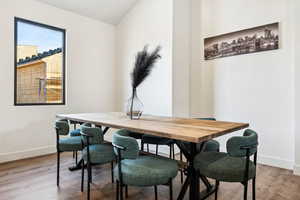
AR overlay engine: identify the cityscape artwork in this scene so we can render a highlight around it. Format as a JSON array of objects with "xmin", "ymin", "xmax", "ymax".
[
  {"xmin": 14, "ymin": 18, "xmax": 65, "ymax": 105},
  {"xmin": 204, "ymin": 22, "xmax": 279, "ymax": 60}
]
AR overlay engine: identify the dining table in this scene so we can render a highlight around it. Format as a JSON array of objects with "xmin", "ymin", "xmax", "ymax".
[{"xmin": 56, "ymin": 112, "xmax": 249, "ymax": 200}]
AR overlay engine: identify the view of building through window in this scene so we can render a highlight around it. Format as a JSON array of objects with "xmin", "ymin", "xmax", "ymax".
[{"xmin": 15, "ymin": 18, "xmax": 65, "ymax": 105}]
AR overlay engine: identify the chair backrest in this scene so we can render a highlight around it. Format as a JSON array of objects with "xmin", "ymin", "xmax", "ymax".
[
  {"xmin": 197, "ymin": 117, "xmax": 216, "ymax": 121},
  {"xmin": 55, "ymin": 119, "xmax": 69, "ymax": 135},
  {"xmin": 112, "ymin": 129, "xmax": 139, "ymax": 160},
  {"xmin": 81, "ymin": 122, "xmax": 92, "ymax": 128},
  {"xmin": 227, "ymin": 129, "xmax": 258, "ymax": 157},
  {"xmin": 81, "ymin": 124, "xmax": 103, "ymax": 145}
]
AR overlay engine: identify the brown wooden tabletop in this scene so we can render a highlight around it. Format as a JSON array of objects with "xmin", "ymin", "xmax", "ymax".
[{"xmin": 56, "ymin": 112, "xmax": 249, "ymax": 143}]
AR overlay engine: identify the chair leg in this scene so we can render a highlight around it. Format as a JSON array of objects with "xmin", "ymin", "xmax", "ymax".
[
  {"xmin": 215, "ymin": 180, "xmax": 219, "ymax": 200},
  {"xmin": 73, "ymin": 151, "xmax": 75, "ymax": 158},
  {"xmin": 141, "ymin": 141, "xmax": 144, "ymax": 151},
  {"xmin": 87, "ymin": 162, "xmax": 91, "ymax": 200},
  {"xmin": 116, "ymin": 180, "xmax": 120, "ymax": 200},
  {"xmin": 169, "ymin": 145, "xmax": 172, "ymax": 159},
  {"xmin": 252, "ymin": 177, "xmax": 256, "ymax": 200},
  {"xmin": 180, "ymin": 151, "xmax": 183, "ymax": 184},
  {"xmin": 199, "ymin": 173, "xmax": 201, "ymax": 199},
  {"xmin": 89, "ymin": 165, "xmax": 92, "ymax": 183},
  {"xmin": 75, "ymin": 151, "xmax": 78, "ymax": 165},
  {"xmin": 154, "ymin": 185, "xmax": 158, "ymax": 200},
  {"xmin": 57, "ymin": 151, "xmax": 60, "ymax": 186},
  {"xmin": 147, "ymin": 144, "xmax": 149, "ymax": 152},
  {"xmin": 81, "ymin": 160, "xmax": 85, "ymax": 192},
  {"xmin": 111, "ymin": 161, "xmax": 114, "ymax": 183},
  {"xmin": 125, "ymin": 185, "xmax": 128, "ymax": 198},
  {"xmin": 169, "ymin": 180, "xmax": 173, "ymax": 200},
  {"xmin": 244, "ymin": 181, "xmax": 248, "ymax": 200},
  {"xmin": 156, "ymin": 145, "xmax": 158, "ymax": 155},
  {"xmin": 120, "ymin": 182, "xmax": 124, "ymax": 200},
  {"xmin": 172, "ymin": 144, "xmax": 175, "ymax": 159}
]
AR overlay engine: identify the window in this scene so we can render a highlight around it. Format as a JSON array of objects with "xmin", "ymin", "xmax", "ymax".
[{"xmin": 14, "ymin": 17, "xmax": 66, "ymax": 106}]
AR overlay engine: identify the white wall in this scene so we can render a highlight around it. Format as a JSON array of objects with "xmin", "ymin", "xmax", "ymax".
[
  {"xmin": 172, "ymin": 0, "xmax": 191, "ymax": 117},
  {"xmin": 292, "ymin": 0, "xmax": 300, "ymax": 174},
  {"xmin": 116, "ymin": 0, "xmax": 173, "ymax": 117},
  {"xmin": 0, "ymin": 0, "xmax": 116, "ymax": 163},
  {"xmin": 191, "ymin": 0, "xmax": 295, "ymax": 169}
]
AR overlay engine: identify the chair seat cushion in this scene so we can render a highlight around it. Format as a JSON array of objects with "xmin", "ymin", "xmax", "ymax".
[
  {"xmin": 115, "ymin": 155, "xmax": 178, "ymax": 186},
  {"xmin": 194, "ymin": 152, "xmax": 256, "ymax": 182},
  {"xmin": 70, "ymin": 129, "xmax": 81, "ymax": 137},
  {"xmin": 142, "ymin": 135, "xmax": 174, "ymax": 145},
  {"xmin": 59, "ymin": 136, "xmax": 82, "ymax": 152},
  {"xmin": 82, "ymin": 144, "xmax": 115, "ymax": 164}
]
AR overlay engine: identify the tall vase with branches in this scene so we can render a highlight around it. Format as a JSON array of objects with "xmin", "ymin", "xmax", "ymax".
[{"xmin": 126, "ymin": 45, "xmax": 161, "ymax": 119}]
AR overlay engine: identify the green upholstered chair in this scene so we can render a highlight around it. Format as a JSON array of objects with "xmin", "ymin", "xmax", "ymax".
[
  {"xmin": 177, "ymin": 117, "xmax": 220, "ymax": 183},
  {"xmin": 185, "ymin": 117, "xmax": 220, "ymax": 156},
  {"xmin": 69, "ymin": 128, "xmax": 81, "ymax": 163},
  {"xmin": 70, "ymin": 120, "xmax": 83, "ymax": 129},
  {"xmin": 70, "ymin": 128, "xmax": 81, "ymax": 136},
  {"xmin": 190, "ymin": 118, "xmax": 220, "ymax": 157},
  {"xmin": 69, "ymin": 121, "xmax": 84, "ymax": 138},
  {"xmin": 55, "ymin": 119, "xmax": 85, "ymax": 186},
  {"xmin": 80, "ymin": 125, "xmax": 116, "ymax": 200},
  {"xmin": 194, "ymin": 129, "xmax": 258, "ymax": 200},
  {"xmin": 203, "ymin": 139, "xmax": 220, "ymax": 152},
  {"xmin": 127, "ymin": 131, "xmax": 145, "ymax": 152},
  {"xmin": 69, "ymin": 123, "xmax": 93, "ymax": 163},
  {"xmin": 133, "ymin": 117, "xmax": 220, "ymax": 185},
  {"xmin": 196, "ymin": 118, "xmax": 220, "ymax": 153},
  {"xmin": 127, "ymin": 131, "xmax": 143, "ymax": 140},
  {"xmin": 141, "ymin": 135, "xmax": 175, "ymax": 157},
  {"xmin": 112, "ymin": 129, "xmax": 178, "ymax": 200}
]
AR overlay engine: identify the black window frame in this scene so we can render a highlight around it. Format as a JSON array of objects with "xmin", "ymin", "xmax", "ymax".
[{"xmin": 14, "ymin": 17, "xmax": 66, "ymax": 106}]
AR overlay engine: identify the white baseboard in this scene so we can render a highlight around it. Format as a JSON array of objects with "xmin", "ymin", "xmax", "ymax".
[
  {"xmin": 0, "ymin": 145, "xmax": 56, "ymax": 164},
  {"xmin": 258, "ymin": 155, "xmax": 294, "ymax": 170}
]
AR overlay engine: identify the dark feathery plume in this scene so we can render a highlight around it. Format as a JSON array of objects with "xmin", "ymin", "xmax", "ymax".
[{"xmin": 131, "ymin": 45, "xmax": 161, "ymax": 89}]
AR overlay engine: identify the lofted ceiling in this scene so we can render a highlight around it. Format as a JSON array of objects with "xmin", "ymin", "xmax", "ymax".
[{"xmin": 36, "ymin": 0, "xmax": 139, "ymax": 25}]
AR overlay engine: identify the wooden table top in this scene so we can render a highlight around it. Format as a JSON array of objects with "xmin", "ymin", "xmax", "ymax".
[{"xmin": 56, "ymin": 112, "xmax": 249, "ymax": 143}]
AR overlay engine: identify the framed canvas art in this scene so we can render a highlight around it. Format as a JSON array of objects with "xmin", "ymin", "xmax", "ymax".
[{"xmin": 204, "ymin": 22, "xmax": 279, "ymax": 60}]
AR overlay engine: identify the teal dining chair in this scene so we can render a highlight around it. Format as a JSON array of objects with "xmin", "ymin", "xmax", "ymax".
[
  {"xmin": 69, "ymin": 125, "xmax": 82, "ymax": 164},
  {"xmin": 54, "ymin": 119, "xmax": 87, "ymax": 186},
  {"xmin": 69, "ymin": 121, "xmax": 108, "ymax": 164},
  {"xmin": 140, "ymin": 118, "xmax": 219, "ymax": 160},
  {"xmin": 80, "ymin": 125, "xmax": 116, "ymax": 200},
  {"xmin": 194, "ymin": 129, "xmax": 258, "ymax": 200},
  {"xmin": 70, "ymin": 127, "xmax": 81, "ymax": 136},
  {"xmin": 127, "ymin": 131, "xmax": 144, "ymax": 140},
  {"xmin": 127, "ymin": 131, "xmax": 145, "ymax": 152},
  {"xmin": 132, "ymin": 117, "xmax": 220, "ymax": 185},
  {"xmin": 195, "ymin": 118, "xmax": 220, "ymax": 154},
  {"xmin": 112, "ymin": 129, "xmax": 178, "ymax": 200},
  {"xmin": 178, "ymin": 117, "xmax": 220, "ymax": 184},
  {"xmin": 141, "ymin": 135, "xmax": 175, "ymax": 158}
]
